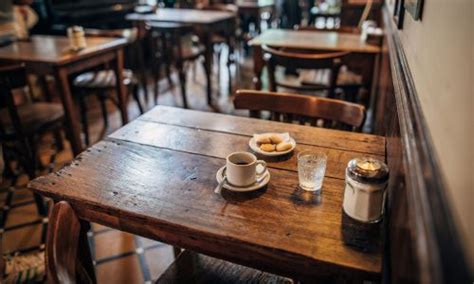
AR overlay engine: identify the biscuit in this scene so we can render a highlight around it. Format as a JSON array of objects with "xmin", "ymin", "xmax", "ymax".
[
  {"xmin": 276, "ymin": 142, "xmax": 292, "ymax": 152},
  {"xmin": 269, "ymin": 134, "xmax": 284, "ymax": 144},
  {"xmin": 255, "ymin": 134, "xmax": 271, "ymax": 144},
  {"xmin": 260, "ymin": 143, "xmax": 276, "ymax": 152}
]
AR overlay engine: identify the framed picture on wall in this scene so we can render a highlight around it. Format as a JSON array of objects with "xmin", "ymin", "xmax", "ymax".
[
  {"xmin": 405, "ymin": 0, "xmax": 424, "ymax": 20},
  {"xmin": 393, "ymin": 0, "xmax": 405, "ymax": 29}
]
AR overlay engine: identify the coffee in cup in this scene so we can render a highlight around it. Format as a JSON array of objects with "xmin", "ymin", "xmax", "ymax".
[{"xmin": 226, "ymin": 152, "xmax": 267, "ymax": 187}]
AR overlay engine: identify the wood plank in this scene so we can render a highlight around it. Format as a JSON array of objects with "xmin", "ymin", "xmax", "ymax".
[
  {"xmin": 138, "ymin": 106, "xmax": 385, "ymax": 156},
  {"xmin": 29, "ymin": 140, "xmax": 381, "ymax": 279},
  {"xmin": 126, "ymin": 8, "xmax": 234, "ymax": 25},
  {"xmin": 249, "ymin": 29, "xmax": 381, "ymax": 54},
  {"xmin": 0, "ymin": 35, "xmax": 126, "ymax": 65},
  {"xmin": 109, "ymin": 120, "xmax": 384, "ymax": 180}
]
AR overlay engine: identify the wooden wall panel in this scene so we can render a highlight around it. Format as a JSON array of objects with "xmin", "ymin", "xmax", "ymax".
[{"xmin": 379, "ymin": 6, "xmax": 472, "ymax": 284}]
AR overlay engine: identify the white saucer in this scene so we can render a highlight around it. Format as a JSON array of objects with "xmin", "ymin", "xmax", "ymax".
[
  {"xmin": 249, "ymin": 136, "xmax": 296, "ymax": 157},
  {"xmin": 215, "ymin": 165, "xmax": 270, "ymax": 192}
]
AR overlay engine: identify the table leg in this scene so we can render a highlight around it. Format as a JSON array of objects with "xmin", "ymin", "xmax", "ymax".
[
  {"xmin": 252, "ymin": 45, "xmax": 264, "ymax": 90},
  {"xmin": 113, "ymin": 48, "xmax": 129, "ymax": 125},
  {"xmin": 78, "ymin": 220, "xmax": 97, "ymax": 283},
  {"xmin": 53, "ymin": 67, "xmax": 83, "ymax": 156},
  {"xmin": 203, "ymin": 32, "xmax": 213, "ymax": 105}
]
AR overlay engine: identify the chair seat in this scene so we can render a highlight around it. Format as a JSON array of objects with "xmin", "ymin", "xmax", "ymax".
[
  {"xmin": 73, "ymin": 69, "xmax": 137, "ymax": 89},
  {"xmin": 0, "ymin": 103, "xmax": 64, "ymax": 137},
  {"xmin": 156, "ymin": 250, "xmax": 291, "ymax": 284}
]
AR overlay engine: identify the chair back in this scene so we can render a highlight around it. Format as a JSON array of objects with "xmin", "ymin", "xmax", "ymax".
[
  {"xmin": 146, "ymin": 22, "xmax": 195, "ymax": 61},
  {"xmin": 46, "ymin": 201, "xmax": 93, "ymax": 284},
  {"xmin": 262, "ymin": 45, "xmax": 349, "ymax": 98},
  {"xmin": 234, "ymin": 90, "xmax": 365, "ymax": 131}
]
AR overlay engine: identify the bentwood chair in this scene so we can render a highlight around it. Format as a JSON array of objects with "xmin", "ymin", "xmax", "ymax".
[
  {"xmin": 234, "ymin": 90, "xmax": 366, "ymax": 131},
  {"xmin": 47, "ymin": 201, "xmax": 291, "ymax": 283},
  {"xmin": 0, "ymin": 64, "xmax": 65, "ymax": 217},
  {"xmin": 262, "ymin": 45, "xmax": 350, "ymax": 99},
  {"xmin": 147, "ymin": 22, "xmax": 209, "ymax": 108},
  {"xmin": 72, "ymin": 28, "xmax": 145, "ymax": 145},
  {"xmin": 197, "ymin": 3, "xmax": 239, "ymax": 94},
  {"xmin": 294, "ymin": 25, "xmax": 367, "ymax": 102}
]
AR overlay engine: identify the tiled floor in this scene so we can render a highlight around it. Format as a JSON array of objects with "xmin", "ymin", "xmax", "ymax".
[{"xmin": 0, "ymin": 48, "xmax": 250, "ymax": 283}]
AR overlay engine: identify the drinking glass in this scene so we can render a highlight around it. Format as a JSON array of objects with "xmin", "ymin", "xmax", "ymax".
[{"xmin": 297, "ymin": 151, "xmax": 327, "ymax": 192}]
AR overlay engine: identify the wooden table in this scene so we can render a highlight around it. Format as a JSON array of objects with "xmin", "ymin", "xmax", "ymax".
[
  {"xmin": 0, "ymin": 35, "xmax": 129, "ymax": 156},
  {"xmin": 126, "ymin": 9, "xmax": 236, "ymax": 105},
  {"xmin": 249, "ymin": 29, "xmax": 381, "ymax": 101},
  {"xmin": 29, "ymin": 106, "xmax": 384, "ymax": 281},
  {"xmin": 235, "ymin": 0, "xmax": 275, "ymax": 34}
]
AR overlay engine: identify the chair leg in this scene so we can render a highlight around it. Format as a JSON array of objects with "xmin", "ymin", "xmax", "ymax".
[
  {"xmin": 165, "ymin": 63, "xmax": 173, "ymax": 87},
  {"xmin": 132, "ymin": 84, "xmax": 144, "ymax": 114},
  {"xmin": 177, "ymin": 66, "xmax": 188, "ymax": 109},
  {"xmin": 153, "ymin": 59, "xmax": 161, "ymax": 105},
  {"xmin": 53, "ymin": 129, "xmax": 64, "ymax": 151},
  {"xmin": 98, "ymin": 93, "xmax": 109, "ymax": 129},
  {"xmin": 202, "ymin": 59, "xmax": 212, "ymax": 105},
  {"xmin": 226, "ymin": 39, "xmax": 234, "ymax": 95},
  {"xmin": 78, "ymin": 94, "xmax": 90, "ymax": 146},
  {"xmin": 33, "ymin": 193, "xmax": 47, "ymax": 217},
  {"xmin": 25, "ymin": 139, "xmax": 47, "ymax": 217}
]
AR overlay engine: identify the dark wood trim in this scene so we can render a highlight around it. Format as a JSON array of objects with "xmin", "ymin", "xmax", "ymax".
[{"xmin": 381, "ymin": 6, "xmax": 471, "ymax": 283}]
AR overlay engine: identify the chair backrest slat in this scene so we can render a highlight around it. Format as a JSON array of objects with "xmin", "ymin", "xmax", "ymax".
[
  {"xmin": 262, "ymin": 45, "xmax": 350, "ymax": 97},
  {"xmin": 234, "ymin": 90, "xmax": 366, "ymax": 131},
  {"xmin": 46, "ymin": 201, "xmax": 81, "ymax": 284}
]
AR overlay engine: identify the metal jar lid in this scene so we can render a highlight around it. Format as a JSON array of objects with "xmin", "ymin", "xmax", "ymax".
[{"xmin": 346, "ymin": 157, "xmax": 389, "ymax": 184}]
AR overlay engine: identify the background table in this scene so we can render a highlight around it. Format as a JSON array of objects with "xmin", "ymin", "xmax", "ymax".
[
  {"xmin": 29, "ymin": 106, "xmax": 385, "ymax": 281},
  {"xmin": 126, "ymin": 9, "xmax": 236, "ymax": 105},
  {"xmin": 249, "ymin": 29, "xmax": 381, "ymax": 104},
  {"xmin": 0, "ymin": 36, "xmax": 129, "ymax": 155},
  {"xmin": 235, "ymin": 0, "xmax": 275, "ymax": 34}
]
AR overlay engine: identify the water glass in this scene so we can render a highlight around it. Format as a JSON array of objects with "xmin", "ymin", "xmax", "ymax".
[{"xmin": 297, "ymin": 151, "xmax": 327, "ymax": 192}]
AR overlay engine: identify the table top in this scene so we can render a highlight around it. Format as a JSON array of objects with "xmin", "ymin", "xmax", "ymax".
[
  {"xmin": 236, "ymin": 0, "xmax": 275, "ymax": 8},
  {"xmin": 0, "ymin": 35, "xmax": 127, "ymax": 65},
  {"xmin": 249, "ymin": 29, "xmax": 381, "ymax": 53},
  {"xmin": 126, "ymin": 8, "xmax": 235, "ymax": 25},
  {"xmin": 29, "ymin": 106, "xmax": 385, "ymax": 279}
]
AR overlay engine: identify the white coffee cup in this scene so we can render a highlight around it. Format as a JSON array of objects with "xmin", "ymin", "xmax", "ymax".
[{"xmin": 226, "ymin": 152, "xmax": 267, "ymax": 187}]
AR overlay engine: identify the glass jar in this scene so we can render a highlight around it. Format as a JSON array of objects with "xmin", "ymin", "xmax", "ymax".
[{"xmin": 343, "ymin": 157, "xmax": 389, "ymax": 223}]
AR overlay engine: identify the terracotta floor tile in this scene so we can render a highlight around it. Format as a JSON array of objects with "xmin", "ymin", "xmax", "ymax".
[
  {"xmin": 96, "ymin": 254, "xmax": 144, "ymax": 284},
  {"xmin": 92, "ymin": 222, "xmax": 111, "ymax": 233},
  {"xmin": 144, "ymin": 245, "xmax": 175, "ymax": 280},
  {"xmin": 2, "ymin": 223, "xmax": 43, "ymax": 254},
  {"xmin": 94, "ymin": 229, "xmax": 137, "ymax": 260},
  {"xmin": 136, "ymin": 236, "xmax": 161, "ymax": 249},
  {"xmin": 5, "ymin": 203, "xmax": 40, "ymax": 228},
  {"xmin": 11, "ymin": 188, "xmax": 34, "ymax": 205}
]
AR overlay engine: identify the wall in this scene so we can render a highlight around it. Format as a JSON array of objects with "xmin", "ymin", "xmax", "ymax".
[{"xmin": 395, "ymin": 0, "xmax": 473, "ymax": 270}]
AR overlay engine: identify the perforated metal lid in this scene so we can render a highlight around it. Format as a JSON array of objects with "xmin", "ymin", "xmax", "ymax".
[{"xmin": 346, "ymin": 157, "xmax": 389, "ymax": 184}]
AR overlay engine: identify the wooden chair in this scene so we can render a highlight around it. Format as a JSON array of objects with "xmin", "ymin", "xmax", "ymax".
[
  {"xmin": 147, "ymin": 22, "xmax": 209, "ymax": 108},
  {"xmin": 262, "ymin": 45, "xmax": 349, "ymax": 99},
  {"xmin": 46, "ymin": 201, "xmax": 93, "ymax": 284},
  {"xmin": 47, "ymin": 201, "xmax": 291, "ymax": 283},
  {"xmin": 0, "ymin": 64, "xmax": 65, "ymax": 216},
  {"xmin": 72, "ymin": 28, "xmax": 144, "ymax": 146},
  {"xmin": 234, "ymin": 90, "xmax": 366, "ymax": 131},
  {"xmin": 198, "ymin": 4, "xmax": 239, "ymax": 94}
]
